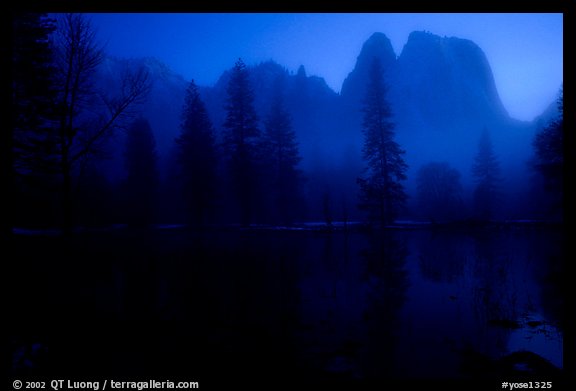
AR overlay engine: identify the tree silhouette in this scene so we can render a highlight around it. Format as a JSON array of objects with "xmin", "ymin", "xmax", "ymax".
[
  {"xmin": 416, "ymin": 161, "xmax": 463, "ymax": 222},
  {"xmin": 12, "ymin": 13, "xmax": 58, "ymax": 176},
  {"xmin": 357, "ymin": 57, "xmax": 407, "ymax": 226},
  {"xmin": 472, "ymin": 128, "xmax": 501, "ymax": 220},
  {"xmin": 52, "ymin": 13, "xmax": 150, "ymax": 233},
  {"xmin": 533, "ymin": 88, "xmax": 563, "ymax": 218},
  {"xmin": 222, "ymin": 58, "xmax": 261, "ymax": 226},
  {"xmin": 261, "ymin": 77, "xmax": 303, "ymax": 225},
  {"xmin": 123, "ymin": 117, "xmax": 158, "ymax": 226},
  {"xmin": 175, "ymin": 80, "xmax": 218, "ymax": 226},
  {"xmin": 11, "ymin": 13, "xmax": 59, "ymax": 228}
]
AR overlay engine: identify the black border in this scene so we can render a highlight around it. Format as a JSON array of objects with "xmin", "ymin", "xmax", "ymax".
[{"xmin": 5, "ymin": 2, "xmax": 572, "ymax": 390}]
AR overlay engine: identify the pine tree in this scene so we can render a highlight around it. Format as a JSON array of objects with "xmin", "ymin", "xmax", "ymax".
[
  {"xmin": 262, "ymin": 77, "xmax": 303, "ymax": 225},
  {"xmin": 11, "ymin": 13, "xmax": 59, "ymax": 227},
  {"xmin": 533, "ymin": 88, "xmax": 563, "ymax": 191},
  {"xmin": 222, "ymin": 58, "xmax": 261, "ymax": 225},
  {"xmin": 357, "ymin": 57, "xmax": 407, "ymax": 226},
  {"xmin": 472, "ymin": 128, "xmax": 501, "ymax": 220},
  {"xmin": 175, "ymin": 80, "xmax": 218, "ymax": 226},
  {"xmin": 123, "ymin": 117, "xmax": 158, "ymax": 226},
  {"xmin": 12, "ymin": 13, "xmax": 58, "ymax": 174},
  {"xmin": 533, "ymin": 88, "xmax": 563, "ymax": 218}
]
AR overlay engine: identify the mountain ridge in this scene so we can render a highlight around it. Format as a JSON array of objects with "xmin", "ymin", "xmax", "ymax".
[{"xmin": 94, "ymin": 30, "xmax": 558, "ymax": 220}]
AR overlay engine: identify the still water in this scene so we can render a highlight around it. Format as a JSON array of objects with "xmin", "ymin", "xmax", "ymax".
[{"xmin": 10, "ymin": 226, "xmax": 563, "ymax": 382}]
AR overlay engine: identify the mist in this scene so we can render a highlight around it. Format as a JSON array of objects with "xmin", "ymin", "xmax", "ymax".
[
  {"xmin": 55, "ymin": 28, "xmax": 561, "ymax": 226},
  {"xmin": 9, "ymin": 12, "xmax": 564, "ymax": 388}
]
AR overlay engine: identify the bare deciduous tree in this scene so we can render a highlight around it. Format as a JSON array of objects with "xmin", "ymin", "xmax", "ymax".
[{"xmin": 53, "ymin": 13, "xmax": 151, "ymax": 233}]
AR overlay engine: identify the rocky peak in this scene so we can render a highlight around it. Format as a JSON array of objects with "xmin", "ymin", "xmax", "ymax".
[
  {"xmin": 340, "ymin": 32, "xmax": 396, "ymax": 101},
  {"xmin": 396, "ymin": 31, "xmax": 508, "ymax": 127},
  {"xmin": 354, "ymin": 32, "xmax": 396, "ymax": 73}
]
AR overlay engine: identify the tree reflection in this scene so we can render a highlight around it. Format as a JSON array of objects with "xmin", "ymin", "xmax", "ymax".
[
  {"xmin": 292, "ymin": 231, "xmax": 409, "ymax": 380},
  {"xmin": 461, "ymin": 229, "xmax": 563, "ymax": 377},
  {"xmin": 359, "ymin": 232, "xmax": 409, "ymax": 379},
  {"xmin": 417, "ymin": 230, "xmax": 467, "ymax": 283}
]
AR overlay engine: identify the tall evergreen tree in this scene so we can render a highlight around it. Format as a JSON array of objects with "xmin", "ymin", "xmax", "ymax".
[
  {"xmin": 533, "ymin": 87, "xmax": 563, "ymax": 217},
  {"xmin": 123, "ymin": 117, "xmax": 158, "ymax": 226},
  {"xmin": 262, "ymin": 77, "xmax": 303, "ymax": 225},
  {"xmin": 12, "ymin": 13, "xmax": 58, "ymax": 175},
  {"xmin": 222, "ymin": 58, "xmax": 261, "ymax": 225},
  {"xmin": 175, "ymin": 80, "xmax": 218, "ymax": 226},
  {"xmin": 11, "ymin": 13, "xmax": 59, "ymax": 227},
  {"xmin": 357, "ymin": 57, "xmax": 407, "ymax": 226},
  {"xmin": 472, "ymin": 128, "xmax": 501, "ymax": 220}
]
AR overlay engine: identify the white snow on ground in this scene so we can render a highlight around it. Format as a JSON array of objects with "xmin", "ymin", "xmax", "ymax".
[{"xmin": 507, "ymin": 312, "xmax": 563, "ymax": 369}]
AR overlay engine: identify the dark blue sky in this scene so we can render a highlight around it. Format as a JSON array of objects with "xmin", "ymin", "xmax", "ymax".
[{"xmin": 88, "ymin": 13, "xmax": 562, "ymax": 121}]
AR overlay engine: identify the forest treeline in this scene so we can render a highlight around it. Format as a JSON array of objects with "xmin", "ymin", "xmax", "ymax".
[{"xmin": 10, "ymin": 14, "xmax": 563, "ymax": 233}]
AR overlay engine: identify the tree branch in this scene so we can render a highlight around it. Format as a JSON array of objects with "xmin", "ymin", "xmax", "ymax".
[{"xmin": 70, "ymin": 67, "xmax": 150, "ymax": 164}]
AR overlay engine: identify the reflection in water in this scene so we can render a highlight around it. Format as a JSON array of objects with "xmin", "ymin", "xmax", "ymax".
[
  {"xmin": 295, "ymin": 232, "xmax": 409, "ymax": 379},
  {"xmin": 506, "ymin": 312, "xmax": 563, "ymax": 369},
  {"xmin": 359, "ymin": 233, "xmax": 409, "ymax": 379},
  {"xmin": 417, "ymin": 230, "xmax": 467, "ymax": 283},
  {"xmin": 10, "ymin": 227, "xmax": 563, "ymax": 380},
  {"xmin": 402, "ymin": 229, "xmax": 563, "ymax": 378}
]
